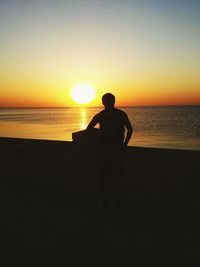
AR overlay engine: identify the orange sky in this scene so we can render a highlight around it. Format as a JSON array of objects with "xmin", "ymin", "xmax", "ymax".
[{"xmin": 0, "ymin": 1, "xmax": 200, "ymax": 107}]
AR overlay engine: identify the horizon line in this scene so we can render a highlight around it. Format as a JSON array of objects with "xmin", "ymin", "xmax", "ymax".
[{"xmin": 0, "ymin": 104, "xmax": 200, "ymax": 108}]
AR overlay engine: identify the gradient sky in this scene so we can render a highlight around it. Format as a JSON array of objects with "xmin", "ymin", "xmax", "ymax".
[{"xmin": 0, "ymin": 0, "xmax": 200, "ymax": 107}]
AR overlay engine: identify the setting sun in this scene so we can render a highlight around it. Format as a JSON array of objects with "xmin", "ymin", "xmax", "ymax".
[{"xmin": 71, "ymin": 83, "xmax": 96, "ymax": 104}]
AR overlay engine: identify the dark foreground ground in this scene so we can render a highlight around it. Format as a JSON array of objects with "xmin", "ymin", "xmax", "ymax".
[
  {"xmin": 1, "ymin": 138, "xmax": 200, "ymax": 265},
  {"xmin": 1, "ymin": 179, "xmax": 200, "ymax": 250}
]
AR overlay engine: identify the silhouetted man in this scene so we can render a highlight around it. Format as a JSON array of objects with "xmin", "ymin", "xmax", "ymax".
[{"xmin": 87, "ymin": 93, "xmax": 133, "ymax": 209}]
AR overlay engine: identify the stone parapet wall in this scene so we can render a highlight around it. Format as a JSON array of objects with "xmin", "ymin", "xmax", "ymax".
[{"xmin": 0, "ymin": 137, "xmax": 200, "ymax": 195}]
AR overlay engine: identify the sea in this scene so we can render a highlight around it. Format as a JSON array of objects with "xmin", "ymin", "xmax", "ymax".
[{"xmin": 0, "ymin": 106, "xmax": 200, "ymax": 151}]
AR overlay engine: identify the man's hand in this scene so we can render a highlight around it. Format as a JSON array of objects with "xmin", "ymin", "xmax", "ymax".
[{"xmin": 123, "ymin": 142, "xmax": 128, "ymax": 149}]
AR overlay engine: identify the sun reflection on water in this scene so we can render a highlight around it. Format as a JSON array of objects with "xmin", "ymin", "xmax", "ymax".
[{"xmin": 79, "ymin": 109, "xmax": 87, "ymax": 130}]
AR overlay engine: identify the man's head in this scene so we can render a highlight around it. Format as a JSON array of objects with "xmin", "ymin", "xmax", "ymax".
[{"xmin": 102, "ymin": 93, "xmax": 115, "ymax": 109}]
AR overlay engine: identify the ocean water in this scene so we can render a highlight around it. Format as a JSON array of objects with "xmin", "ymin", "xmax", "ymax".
[{"xmin": 0, "ymin": 106, "xmax": 200, "ymax": 151}]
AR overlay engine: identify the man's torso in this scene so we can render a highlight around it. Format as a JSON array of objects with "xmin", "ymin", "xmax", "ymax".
[{"xmin": 96, "ymin": 108, "xmax": 126, "ymax": 144}]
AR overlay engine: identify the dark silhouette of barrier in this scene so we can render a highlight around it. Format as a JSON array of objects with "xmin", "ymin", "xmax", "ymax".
[
  {"xmin": 72, "ymin": 128, "xmax": 101, "ymax": 145},
  {"xmin": 1, "ymin": 137, "xmax": 200, "ymax": 252},
  {"xmin": 0, "ymin": 137, "xmax": 200, "ymax": 212}
]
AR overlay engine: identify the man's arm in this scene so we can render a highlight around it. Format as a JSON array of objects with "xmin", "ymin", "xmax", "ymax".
[
  {"xmin": 123, "ymin": 114, "xmax": 133, "ymax": 146},
  {"xmin": 87, "ymin": 115, "xmax": 99, "ymax": 130}
]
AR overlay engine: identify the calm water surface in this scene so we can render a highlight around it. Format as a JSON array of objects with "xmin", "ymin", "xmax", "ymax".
[{"xmin": 0, "ymin": 106, "xmax": 200, "ymax": 150}]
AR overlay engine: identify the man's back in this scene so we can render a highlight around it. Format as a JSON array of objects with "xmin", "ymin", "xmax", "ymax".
[{"xmin": 95, "ymin": 108, "xmax": 127, "ymax": 144}]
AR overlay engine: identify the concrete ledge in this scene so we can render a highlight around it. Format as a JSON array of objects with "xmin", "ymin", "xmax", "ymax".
[{"xmin": 0, "ymin": 137, "xmax": 200, "ymax": 212}]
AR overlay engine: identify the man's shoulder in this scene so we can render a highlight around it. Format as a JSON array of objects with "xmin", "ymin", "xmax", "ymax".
[
  {"xmin": 95, "ymin": 109, "xmax": 127, "ymax": 119},
  {"xmin": 115, "ymin": 108, "xmax": 127, "ymax": 117},
  {"xmin": 94, "ymin": 110, "xmax": 104, "ymax": 119}
]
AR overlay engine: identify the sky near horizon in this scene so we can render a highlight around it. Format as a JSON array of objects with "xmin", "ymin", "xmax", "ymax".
[{"xmin": 0, "ymin": 0, "xmax": 200, "ymax": 107}]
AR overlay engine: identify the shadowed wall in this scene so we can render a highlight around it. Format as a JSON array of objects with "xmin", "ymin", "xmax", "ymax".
[{"xmin": 1, "ymin": 137, "xmax": 199, "ymax": 195}]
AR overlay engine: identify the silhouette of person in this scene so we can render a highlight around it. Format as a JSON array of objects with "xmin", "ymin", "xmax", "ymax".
[{"xmin": 87, "ymin": 93, "xmax": 133, "ymax": 209}]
